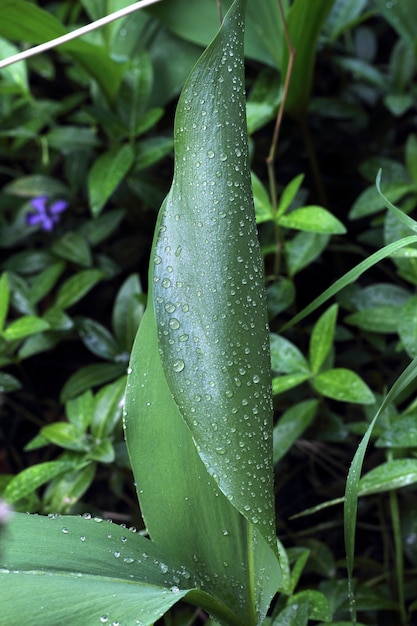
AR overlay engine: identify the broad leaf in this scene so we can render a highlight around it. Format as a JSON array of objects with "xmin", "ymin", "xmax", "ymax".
[
  {"xmin": 313, "ymin": 368, "xmax": 375, "ymax": 404},
  {"xmin": 281, "ymin": 0, "xmax": 335, "ymax": 117},
  {"xmin": 0, "ymin": 513, "xmax": 193, "ymax": 625},
  {"xmin": 4, "ymin": 461, "xmax": 77, "ymax": 503},
  {"xmin": 309, "ymin": 304, "xmax": 338, "ymax": 374},
  {"xmin": 88, "ymin": 144, "xmax": 134, "ymax": 217},
  {"xmin": 278, "ymin": 206, "xmax": 346, "ymax": 234},
  {"xmin": 273, "ymin": 400, "xmax": 318, "ymax": 464},
  {"xmin": 2, "ymin": 315, "xmax": 50, "ymax": 340},
  {"xmin": 125, "ymin": 1, "xmax": 281, "ymax": 624},
  {"xmin": 54, "ymin": 269, "xmax": 106, "ymax": 309},
  {"xmin": 359, "ymin": 459, "xmax": 417, "ymax": 495},
  {"xmin": 126, "ymin": 305, "xmax": 280, "ymax": 626},
  {"xmin": 151, "ymin": 0, "xmax": 275, "ymax": 549},
  {"xmin": 0, "ymin": 0, "xmax": 126, "ymax": 102},
  {"xmin": 0, "ymin": 273, "xmax": 9, "ymax": 332},
  {"xmin": 59, "ymin": 363, "xmax": 127, "ymax": 402}
]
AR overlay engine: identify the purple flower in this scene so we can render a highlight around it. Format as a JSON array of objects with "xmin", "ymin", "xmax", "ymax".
[{"xmin": 26, "ymin": 195, "xmax": 68, "ymax": 231}]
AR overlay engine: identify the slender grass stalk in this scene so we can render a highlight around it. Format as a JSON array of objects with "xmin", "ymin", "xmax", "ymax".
[
  {"xmin": 266, "ymin": 0, "xmax": 295, "ymax": 278},
  {"xmin": 387, "ymin": 452, "xmax": 407, "ymax": 625},
  {"xmin": 0, "ymin": 0, "xmax": 162, "ymax": 70}
]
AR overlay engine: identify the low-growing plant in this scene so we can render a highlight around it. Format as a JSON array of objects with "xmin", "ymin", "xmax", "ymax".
[{"xmin": 2, "ymin": 1, "xmax": 417, "ymax": 625}]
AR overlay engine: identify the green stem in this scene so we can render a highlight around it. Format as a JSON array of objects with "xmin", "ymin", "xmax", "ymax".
[{"xmin": 387, "ymin": 452, "xmax": 407, "ymax": 625}]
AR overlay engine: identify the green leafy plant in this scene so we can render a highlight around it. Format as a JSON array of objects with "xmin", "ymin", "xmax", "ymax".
[
  {"xmin": 0, "ymin": 3, "xmax": 290, "ymax": 624},
  {"xmin": 3, "ymin": 1, "xmax": 417, "ymax": 625}
]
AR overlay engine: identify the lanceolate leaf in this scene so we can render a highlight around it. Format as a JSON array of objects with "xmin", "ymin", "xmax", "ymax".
[
  {"xmin": 126, "ymin": 305, "xmax": 281, "ymax": 625},
  {"xmin": 0, "ymin": 513, "xmax": 192, "ymax": 625},
  {"xmin": 152, "ymin": 0, "xmax": 275, "ymax": 549},
  {"xmin": 125, "ymin": 1, "xmax": 281, "ymax": 624}
]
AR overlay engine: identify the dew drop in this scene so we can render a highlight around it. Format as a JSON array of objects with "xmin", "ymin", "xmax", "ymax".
[
  {"xmin": 161, "ymin": 278, "xmax": 171, "ymax": 288},
  {"xmin": 164, "ymin": 302, "xmax": 176, "ymax": 313},
  {"xmin": 207, "ymin": 149, "xmax": 215, "ymax": 158},
  {"xmin": 61, "ymin": 527, "xmax": 69, "ymax": 534},
  {"xmin": 173, "ymin": 359, "xmax": 185, "ymax": 373},
  {"xmin": 220, "ymin": 153, "xmax": 228, "ymax": 161},
  {"xmin": 169, "ymin": 318, "xmax": 180, "ymax": 330}
]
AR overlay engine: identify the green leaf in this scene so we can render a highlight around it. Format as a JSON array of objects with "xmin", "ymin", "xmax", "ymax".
[
  {"xmin": 0, "ymin": 273, "xmax": 9, "ymax": 332},
  {"xmin": 376, "ymin": 415, "xmax": 417, "ymax": 448},
  {"xmin": 52, "ymin": 232, "xmax": 92, "ymax": 267},
  {"xmin": 252, "ymin": 171, "xmax": 275, "ymax": 223},
  {"xmin": 126, "ymin": 3, "xmax": 281, "ymax": 624},
  {"xmin": 266, "ymin": 279, "xmax": 295, "ymax": 318},
  {"xmin": 126, "ymin": 306, "xmax": 280, "ymax": 626},
  {"xmin": 0, "ymin": 0, "xmax": 126, "ymax": 102},
  {"xmin": 270, "ymin": 333, "xmax": 309, "ymax": 374},
  {"xmin": 152, "ymin": 0, "xmax": 275, "ymax": 548},
  {"xmin": 281, "ymin": 0, "xmax": 335, "ymax": 117},
  {"xmin": 66, "ymin": 390, "xmax": 94, "ymax": 432},
  {"xmin": 350, "ymin": 182, "xmax": 414, "ymax": 219},
  {"xmin": 4, "ymin": 461, "xmax": 77, "ymax": 503},
  {"xmin": 309, "ymin": 304, "xmax": 338, "ymax": 374},
  {"xmin": 272, "ymin": 602, "xmax": 308, "ymax": 626},
  {"xmin": 272, "ymin": 373, "xmax": 311, "ymax": 395},
  {"xmin": 344, "ymin": 355, "xmax": 417, "ymax": 618},
  {"xmin": 79, "ymin": 208, "xmax": 125, "ymax": 246},
  {"xmin": 88, "ymin": 144, "xmax": 134, "ymax": 217},
  {"xmin": 345, "ymin": 306, "xmax": 399, "ymax": 333},
  {"xmin": 111, "ymin": 274, "xmax": 144, "ymax": 351},
  {"xmin": 0, "ymin": 37, "xmax": 28, "ymax": 93},
  {"xmin": 324, "ymin": 0, "xmax": 368, "ymax": 41},
  {"xmin": 398, "ymin": 296, "xmax": 417, "ymax": 358},
  {"xmin": 146, "ymin": 0, "xmax": 284, "ymax": 68},
  {"xmin": 276, "ymin": 173, "xmax": 304, "ymax": 219},
  {"xmin": 359, "ymin": 459, "xmax": 417, "ymax": 496},
  {"xmin": 280, "ymin": 235, "xmax": 417, "ymax": 333},
  {"xmin": 134, "ymin": 136, "xmax": 173, "ymax": 170},
  {"xmin": 406, "ymin": 134, "xmax": 417, "ymax": 185},
  {"xmin": 2, "ymin": 315, "xmax": 50, "ymax": 340},
  {"xmin": 54, "ymin": 269, "xmax": 105, "ymax": 309},
  {"xmin": 43, "ymin": 463, "xmax": 96, "ymax": 513},
  {"xmin": 28, "ymin": 261, "xmax": 65, "ymax": 304},
  {"xmin": 76, "ymin": 317, "xmax": 121, "ymax": 361},
  {"xmin": 91, "ymin": 377, "xmax": 126, "ymax": 438},
  {"xmin": 90, "ymin": 439, "xmax": 115, "ymax": 463},
  {"xmin": 286, "ymin": 590, "xmax": 332, "ymax": 622},
  {"xmin": 0, "ymin": 513, "xmax": 192, "ymax": 625},
  {"xmin": 41, "ymin": 423, "xmax": 90, "ymax": 452},
  {"xmin": 3, "ymin": 174, "xmax": 68, "ymax": 198},
  {"xmin": 273, "ymin": 400, "xmax": 318, "ymax": 464},
  {"xmin": 285, "ymin": 232, "xmax": 329, "ymax": 277},
  {"xmin": 60, "ymin": 362, "xmax": 127, "ymax": 403},
  {"xmin": 278, "ymin": 205, "xmax": 346, "ymax": 234},
  {"xmin": 374, "ymin": 0, "xmax": 417, "ymax": 43},
  {"xmin": 0, "ymin": 371, "xmax": 22, "ymax": 392},
  {"xmin": 313, "ymin": 368, "xmax": 375, "ymax": 404}
]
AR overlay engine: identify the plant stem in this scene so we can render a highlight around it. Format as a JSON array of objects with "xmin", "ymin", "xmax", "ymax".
[
  {"xmin": 266, "ymin": 0, "xmax": 295, "ymax": 278},
  {"xmin": 0, "ymin": 0, "xmax": 162, "ymax": 69},
  {"xmin": 387, "ymin": 452, "xmax": 407, "ymax": 625}
]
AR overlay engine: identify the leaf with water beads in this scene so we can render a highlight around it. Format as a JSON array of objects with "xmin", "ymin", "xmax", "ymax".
[
  {"xmin": 0, "ymin": 512, "xmax": 195, "ymax": 626},
  {"xmin": 151, "ymin": 0, "xmax": 276, "ymax": 553}
]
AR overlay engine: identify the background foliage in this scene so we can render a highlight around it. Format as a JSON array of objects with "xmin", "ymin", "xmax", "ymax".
[{"xmin": 1, "ymin": 0, "xmax": 417, "ymax": 624}]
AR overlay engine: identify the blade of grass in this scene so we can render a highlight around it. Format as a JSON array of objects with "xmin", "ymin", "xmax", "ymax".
[
  {"xmin": 280, "ymin": 235, "xmax": 417, "ymax": 332},
  {"xmin": 344, "ymin": 355, "xmax": 417, "ymax": 623}
]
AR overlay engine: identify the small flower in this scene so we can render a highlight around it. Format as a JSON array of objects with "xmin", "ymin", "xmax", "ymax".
[{"xmin": 26, "ymin": 195, "xmax": 68, "ymax": 231}]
